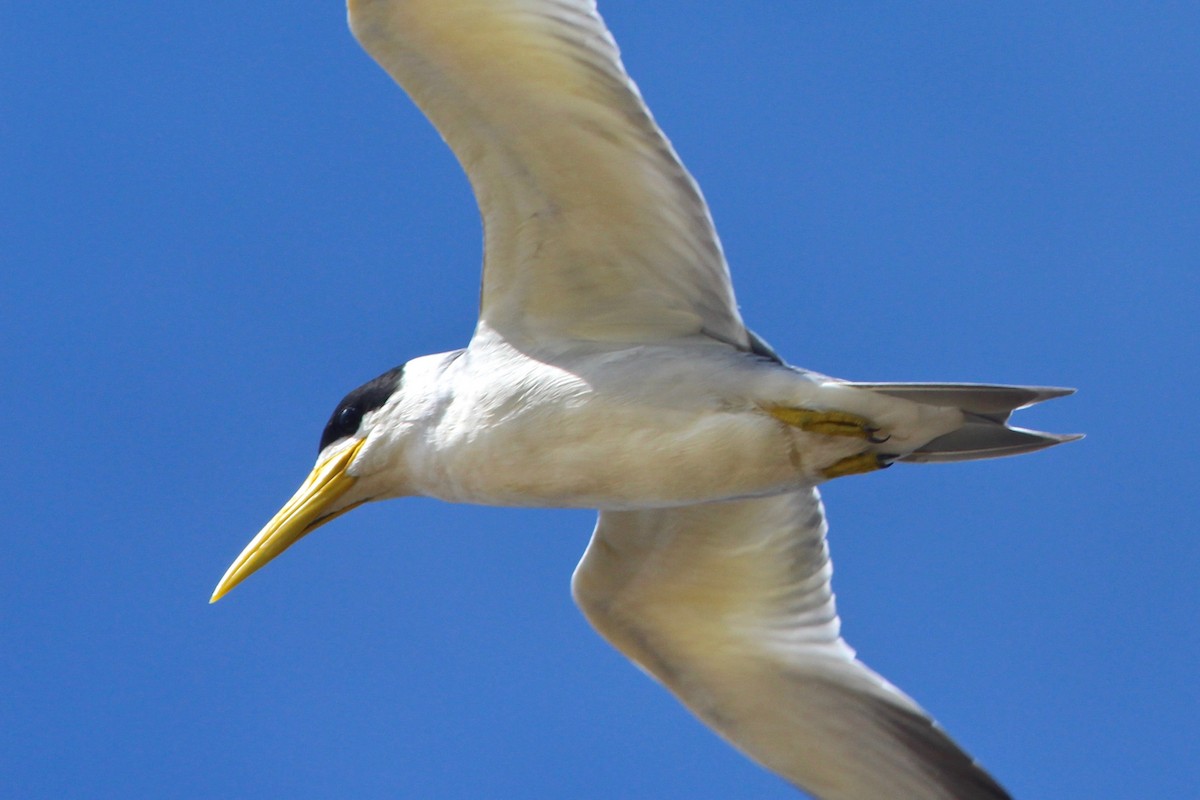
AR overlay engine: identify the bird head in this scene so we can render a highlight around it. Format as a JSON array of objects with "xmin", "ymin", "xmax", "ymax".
[{"xmin": 210, "ymin": 363, "xmax": 413, "ymax": 603}]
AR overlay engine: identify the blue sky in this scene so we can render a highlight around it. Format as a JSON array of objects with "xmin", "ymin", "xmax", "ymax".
[{"xmin": 3, "ymin": 2, "xmax": 1197, "ymax": 798}]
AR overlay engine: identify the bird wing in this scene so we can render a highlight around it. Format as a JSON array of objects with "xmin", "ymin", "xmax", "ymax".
[
  {"xmin": 348, "ymin": 0, "xmax": 748, "ymax": 347},
  {"xmin": 573, "ymin": 490, "xmax": 1010, "ymax": 800}
]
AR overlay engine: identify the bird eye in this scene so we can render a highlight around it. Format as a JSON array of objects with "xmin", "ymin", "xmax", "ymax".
[
  {"xmin": 319, "ymin": 402, "xmax": 365, "ymax": 452},
  {"xmin": 317, "ymin": 364, "xmax": 405, "ymax": 453},
  {"xmin": 338, "ymin": 405, "xmax": 361, "ymax": 429}
]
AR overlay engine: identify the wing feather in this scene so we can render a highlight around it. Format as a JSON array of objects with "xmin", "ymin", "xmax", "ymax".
[
  {"xmin": 349, "ymin": 0, "xmax": 747, "ymax": 346},
  {"xmin": 573, "ymin": 491, "xmax": 1010, "ymax": 800}
]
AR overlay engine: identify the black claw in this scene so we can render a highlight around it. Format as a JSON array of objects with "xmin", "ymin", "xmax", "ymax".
[
  {"xmin": 876, "ymin": 454, "xmax": 897, "ymax": 469},
  {"xmin": 866, "ymin": 428, "xmax": 891, "ymax": 444}
]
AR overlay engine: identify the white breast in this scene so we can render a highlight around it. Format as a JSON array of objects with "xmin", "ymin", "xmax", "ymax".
[{"xmin": 407, "ymin": 336, "xmax": 810, "ymax": 509}]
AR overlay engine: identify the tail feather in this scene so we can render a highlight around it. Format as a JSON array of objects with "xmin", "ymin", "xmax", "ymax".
[
  {"xmin": 848, "ymin": 382, "xmax": 1074, "ymax": 422},
  {"xmin": 846, "ymin": 382, "xmax": 1082, "ymax": 464}
]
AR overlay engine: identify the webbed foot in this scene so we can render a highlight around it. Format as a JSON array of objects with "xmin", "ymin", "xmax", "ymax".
[{"xmin": 821, "ymin": 452, "xmax": 895, "ymax": 479}]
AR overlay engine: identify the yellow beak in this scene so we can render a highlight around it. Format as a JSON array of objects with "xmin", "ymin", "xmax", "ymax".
[{"xmin": 210, "ymin": 439, "xmax": 367, "ymax": 603}]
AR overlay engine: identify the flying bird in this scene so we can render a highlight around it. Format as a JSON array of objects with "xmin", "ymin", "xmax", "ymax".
[{"xmin": 212, "ymin": 2, "xmax": 1078, "ymax": 798}]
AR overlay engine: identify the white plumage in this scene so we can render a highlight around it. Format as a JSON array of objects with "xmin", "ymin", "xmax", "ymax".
[{"xmin": 212, "ymin": 3, "xmax": 1078, "ymax": 798}]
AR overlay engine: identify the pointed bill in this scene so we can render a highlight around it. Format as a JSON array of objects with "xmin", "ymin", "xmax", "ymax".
[{"xmin": 210, "ymin": 439, "xmax": 366, "ymax": 603}]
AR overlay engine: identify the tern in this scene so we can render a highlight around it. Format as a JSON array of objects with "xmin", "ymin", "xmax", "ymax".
[{"xmin": 212, "ymin": 2, "xmax": 1078, "ymax": 798}]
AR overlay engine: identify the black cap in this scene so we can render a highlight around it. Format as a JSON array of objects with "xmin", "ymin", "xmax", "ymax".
[{"xmin": 318, "ymin": 365, "xmax": 405, "ymax": 452}]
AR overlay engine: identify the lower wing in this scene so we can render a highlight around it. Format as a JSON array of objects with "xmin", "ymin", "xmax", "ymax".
[{"xmin": 572, "ymin": 490, "xmax": 1010, "ymax": 800}]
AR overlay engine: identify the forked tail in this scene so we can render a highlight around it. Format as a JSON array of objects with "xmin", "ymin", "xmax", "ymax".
[{"xmin": 847, "ymin": 383, "xmax": 1082, "ymax": 463}]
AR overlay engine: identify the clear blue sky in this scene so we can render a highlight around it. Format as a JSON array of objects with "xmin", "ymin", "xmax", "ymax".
[{"xmin": 3, "ymin": 2, "xmax": 1197, "ymax": 798}]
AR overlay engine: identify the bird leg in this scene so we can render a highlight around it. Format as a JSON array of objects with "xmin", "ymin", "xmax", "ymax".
[
  {"xmin": 764, "ymin": 406, "xmax": 889, "ymax": 443},
  {"xmin": 764, "ymin": 405, "xmax": 894, "ymax": 479},
  {"xmin": 820, "ymin": 452, "xmax": 894, "ymax": 479}
]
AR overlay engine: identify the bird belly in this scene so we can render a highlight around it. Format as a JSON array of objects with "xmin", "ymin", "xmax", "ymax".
[
  {"xmin": 421, "ymin": 408, "xmax": 802, "ymax": 509},
  {"xmin": 409, "ymin": 378, "xmax": 872, "ymax": 510},
  {"xmin": 401, "ymin": 338, "xmax": 899, "ymax": 509}
]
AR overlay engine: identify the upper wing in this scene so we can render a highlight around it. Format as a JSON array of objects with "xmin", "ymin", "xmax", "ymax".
[
  {"xmin": 573, "ymin": 490, "xmax": 1011, "ymax": 800},
  {"xmin": 349, "ymin": 0, "xmax": 749, "ymax": 347}
]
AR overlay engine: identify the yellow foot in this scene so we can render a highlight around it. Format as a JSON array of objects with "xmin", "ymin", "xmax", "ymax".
[
  {"xmin": 765, "ymin": 406, "xmax": 888, "ymax": 442},
  {"xmin": 821, "ymin": 452, "xmax": 892, "ymax": 480}
]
